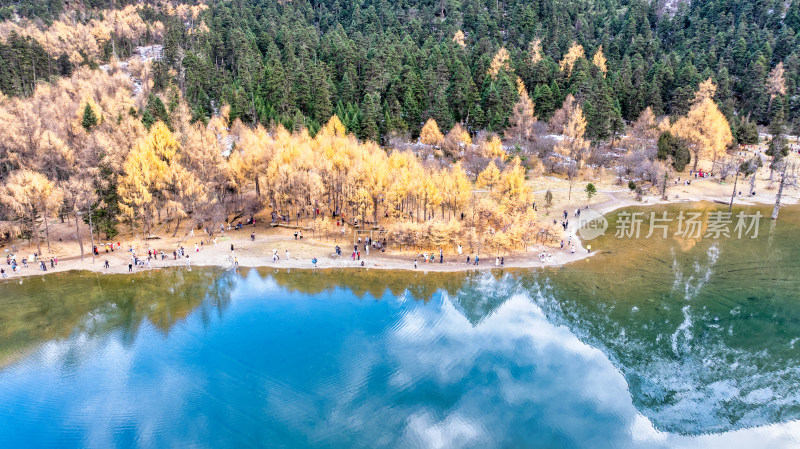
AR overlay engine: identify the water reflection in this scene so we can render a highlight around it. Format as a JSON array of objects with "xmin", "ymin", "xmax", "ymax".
[
  {"xmin": 1, "ymin": 204, "xmax": 800, "ymax": 447},
  {"xmin": 2, "ymin": 268, "xmax": 800, "ymax": 447},
  {"xmin": 0, "ymin": 268, "xmax": 234, "ymax": 369},
  {"xmin": 519, "ymin": 204, "xmax": 800, "ymax": 434}
]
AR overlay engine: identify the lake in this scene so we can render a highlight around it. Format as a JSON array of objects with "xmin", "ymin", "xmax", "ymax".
[{"xmin": 1, "ymin": 203, "xmax": 800, "ymax": 448}]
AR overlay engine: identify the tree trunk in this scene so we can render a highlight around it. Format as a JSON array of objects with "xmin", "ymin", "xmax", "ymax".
[
  {"xmin": 44, "ymin": 206, "xmax": 51, "ymax": 253},
  {"xmin": 568, "ymin": 178, "xmax": 573, "ymax": 200},
  {"xmin": 76, "ymin": 212, "xmax": 84, "ymax": 261},
  {"xmin": 728, "ymin": 171, "xmax": 739, "ymax": 213},
  {"xmin": 172, "ymin": 216, "xmax": 182, "ymax": 237},
  {"xmin": 772, "ymin": 163, "xmax": 788, "ymax": 220},
  {"xmin": 34, "ymin": 216, "xmax": 42, "ymax": 256},
  {"xmin": 89, "ymin": 212, "xmax": 96, "ymax": 264}
]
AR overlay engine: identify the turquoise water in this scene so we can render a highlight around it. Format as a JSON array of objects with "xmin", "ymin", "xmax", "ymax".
[{"xmin": 1, "ymin": 203, "xmax": 800, "ymax": 448}]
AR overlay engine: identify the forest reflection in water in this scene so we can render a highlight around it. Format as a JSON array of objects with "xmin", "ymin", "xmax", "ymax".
[{"xmin": 1, "ymin": 203, "xmax": 799, "ymax": 444}]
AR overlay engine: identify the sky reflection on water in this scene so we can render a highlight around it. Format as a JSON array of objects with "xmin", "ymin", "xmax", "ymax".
[{"xmin": 1, "ymin": 266, "xmax": 800, "ymax": 448}]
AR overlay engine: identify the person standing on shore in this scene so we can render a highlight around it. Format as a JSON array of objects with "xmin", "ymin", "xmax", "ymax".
[{"xmin": 285, "ymin": 249, "xmax": 290, "ymax": 261}]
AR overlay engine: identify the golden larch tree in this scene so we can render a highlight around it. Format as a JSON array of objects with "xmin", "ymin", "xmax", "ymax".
[
  {"xmin": 452, "ymin": 30, "xmax": 466, "ymax": 48},
  {"xmin": 559, "ymin": 43, "xmax": 585, "ymax": 77},
  {"xmin": 118, "ymin": 122, "xmax": 179, "ymax": 234},
  {"xmin": 767, "ymin": 62, "xmax": 786, "ymax": 108},
  {"xmin": 497, "ymin": 157, "xmax": 534, "ymax": 211},
  {"xmin": 443, "ymin": 123, "xmax": 472, "ymax": 156},
  {"xmin": 529, "ymin": 38, "xmax": 543, "ymax": 64},
  {"xmin": 488, "ymin": 47, "xmax": 512, "ymax": 80},
  {"xmin": 672, "ymin": 80, "xmax": 733, "ymax": 170},
  {"xmin": 692, "ymin": 78, "xmax": 717, "ymax": 104},
  {"xmin": 0, "ymin": 170, "xmax": 62, "ymax": 254},
  {"xmin": 481, "ymin": 135, "xmax": 506, "ymax": 159},
  {"xmin": 506, "ymin": 79, "xmax": 538, "ymax": 144},
  {"xmin": 592, "ymin": 46, "xmax": 607, "ymax": 76},
  {"xmin": 549, "ymin": 94, "xmax": 577, "ymax": 134},
  {"xmin": 555, "ymin": 104, "xmax": 590, "ymax": 199},
  {"xmin": 476, "ymin": 161, "xmax": 502, "ymax": 191},
  {"xmin": 420, "ymin": 118, "xmax": 445, "ymax": 146}
]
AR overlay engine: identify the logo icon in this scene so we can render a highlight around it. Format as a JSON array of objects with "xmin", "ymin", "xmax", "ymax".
[{"xmin": 576, "ymin": 208, "xmax": 608, "ymax": 240}]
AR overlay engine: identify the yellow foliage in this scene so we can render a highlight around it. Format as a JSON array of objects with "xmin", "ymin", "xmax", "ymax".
[
  {"xmin": 529, "ymin": 38, "xmax": 543, "ymax": 64},
  {"xmin": 692, "ymin": 78, "xmax": 717, "ymax": 104},
  {"xmin": 767, "ymin": 63, "xmax": 786, "ymax": 100},
  {"xmin": 549, "ymin": 94, "xmax": 577, "ymax": 134},
  {"xmin": 0, "ymin": 5, "xmax": 164, "ymax": 64},
  {"xmin": 319, "ymin": 115, "xmax": 347, "ymax": 138},
  {"xmin": 481, "ymin": 135, "xmax": 506, "ymax": 158},
  {"xmin": 515, "ymin": 77, "xmax": 527, "ymax": 96},
  {"xmin": 453, "ymin": 30, "xmax": 466, "ymax": 48},
  {"xmin": 559, "ymin": 42, "xmax": 585, "ymax": 77},
  {"xmin": 0, "ymin": 169, "xmax": 62, "ymax": 252},
  {"xmin": 671, "ymin": 97, "xmax": 733, "ymax": 169},
  {"xmin": 420, "ymin": 118, "xmax": 444, "ymax": 146},
  {"xmin": 626, "ymin": 106, "xmax": 659, "ymax": 148},
  {"xmin": 443, "ymin": 123, "xmax": 472, "ymax": 156},
  {"xmin": 476, "ymin": 161, "xmax": 502, "ymax": 191},
  {"xmin": 592, "ymin": 46, "xmax": 608, "ymax": 76},
  {"xmin": 555, "ymin": 104, "xmax": 590, "ymax": 168},
  {"xmin": 498, "ymin": 158, "xmax": 533, "ymax": 210},
  {"xmin": 488, "ymin": 47, "xmax": 512, "ymax": 80},
  {"xmin": 506, "ymin": 86, "xmax": 537, "ymax": 143},
  {"xmin": 118, "ymin": 122, "xmax": 183, "ymax": 231}
]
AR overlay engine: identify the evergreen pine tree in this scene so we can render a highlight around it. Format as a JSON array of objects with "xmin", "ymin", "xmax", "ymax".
[
  {"xmin": 82, "ymin": 103, "xmax": 98, "ymax": 131},
  {"xmin": 360, "ymin": 93, "xmax": 380, "ymax": 141}
]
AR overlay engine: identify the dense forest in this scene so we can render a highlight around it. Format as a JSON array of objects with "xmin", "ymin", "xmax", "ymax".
[
  {"xmin": 1, "ymin": 0, "xmax": 800, "ymax": 140},
  {"xmin": 0, "ymin": 0, "xmax": 797, "ymax": 251}
]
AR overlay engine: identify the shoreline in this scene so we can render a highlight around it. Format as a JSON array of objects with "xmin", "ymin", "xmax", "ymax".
[{"xmin": 1, "ymin": 193, "xmax": 796, "ymax": 281}]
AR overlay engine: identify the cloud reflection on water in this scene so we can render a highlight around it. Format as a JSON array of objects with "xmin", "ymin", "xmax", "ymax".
[{"xmin": 2, "ymin": 269, "xmax": 800, "ymax": 448}]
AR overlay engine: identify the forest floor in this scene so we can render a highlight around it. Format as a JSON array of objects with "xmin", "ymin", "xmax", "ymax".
[{"xmin": 2, "ymin": 152, "xmax": 799, "ymax": 280}]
